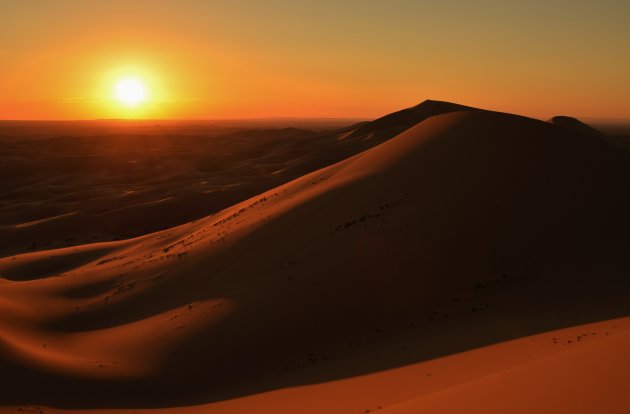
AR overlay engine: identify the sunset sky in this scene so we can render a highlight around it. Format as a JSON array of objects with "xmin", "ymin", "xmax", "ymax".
[{"xmin": 1, "ymin": 0, "xmax": 629, "ymax": 120}]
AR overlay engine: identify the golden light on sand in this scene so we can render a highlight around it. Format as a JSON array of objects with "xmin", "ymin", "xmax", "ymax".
[{"xmin": 114, "ymin": 78, "xmax": 147, "ymax": 106}]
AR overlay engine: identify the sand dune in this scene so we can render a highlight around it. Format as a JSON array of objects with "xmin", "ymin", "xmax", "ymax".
[
  {"xmin": 2, "ymin": 102, "xmax": 630, "ymax": 412},
  {"xmin": 549, "ymin": 115, "xmax": 605, "ymax": 137},
  {"xmin": 342, "ymin": 99, "xmax": 471, "ymax": 141},
  {"xmin": 380, "ymin": 319, "xmax": 630, "ymax": 414},
  {"xmin": 0, "ymin": 106, "xmax": 424, "ymax": 257}
]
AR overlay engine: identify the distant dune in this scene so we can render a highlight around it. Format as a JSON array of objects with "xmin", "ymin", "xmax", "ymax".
[
  {"xmin": 549, "ymin": 115, "xmax": 605, "ymax": 137},
  {"xmin": 2, "ymin": 102, "xmax": 630, "ymax": 413}
]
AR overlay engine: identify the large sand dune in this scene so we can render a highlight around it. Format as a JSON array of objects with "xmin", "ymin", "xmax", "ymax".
[
  {"xmin": 2, "ymin": 103, "xmax": 630, "ymax": 412},
  {"xmin": 0, "ymin": 107, "xmax": 429, "ymax": 257}
]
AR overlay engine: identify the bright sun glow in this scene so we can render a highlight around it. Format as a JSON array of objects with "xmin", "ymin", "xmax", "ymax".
[{"xmin": 114, "ymin": 78, "xmax": 147, "ymax": 106}]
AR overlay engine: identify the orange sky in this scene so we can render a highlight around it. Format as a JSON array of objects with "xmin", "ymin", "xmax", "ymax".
[{"xmin": 1, "ymin": 1, "xmax": 629, "ymax": 120}]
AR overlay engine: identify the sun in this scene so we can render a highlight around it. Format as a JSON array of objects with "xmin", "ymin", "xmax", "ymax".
[{"xmin": 114, "ymin": 78, "xmax": 147, "ymax": 106}]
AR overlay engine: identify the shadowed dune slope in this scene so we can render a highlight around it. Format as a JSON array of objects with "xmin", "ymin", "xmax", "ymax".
[{"xmin": 2, "ymin": 107, "xmax": 630, "ymax": 410}]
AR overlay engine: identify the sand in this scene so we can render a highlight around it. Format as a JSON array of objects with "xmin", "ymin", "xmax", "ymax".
[{"xmin": 1, "ymin": 102, "xmax": 630, "ymax": 413}]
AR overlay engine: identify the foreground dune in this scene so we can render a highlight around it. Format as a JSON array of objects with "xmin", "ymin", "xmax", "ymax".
[
  {"xmin": 8, "ymin": 317, "xmax": 625, "ymax": 414},
  {"xmin": 1, "ymin": 103, "xmax": 630, "ymax": 412}
]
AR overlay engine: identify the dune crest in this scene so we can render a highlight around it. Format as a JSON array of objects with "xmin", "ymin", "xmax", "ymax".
[{"xmin": 549, "ymin": 115, "xmax": 605, "ymax": 137}]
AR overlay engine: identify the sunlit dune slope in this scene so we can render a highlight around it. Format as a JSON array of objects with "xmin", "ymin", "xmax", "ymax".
[
  {"xmin": 378, "ymin": 320, "xmax": 630, "ymax": 414},
  {"xmin": 2, "ymin": 105, "xmax": 630, "ymax": 410}
]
